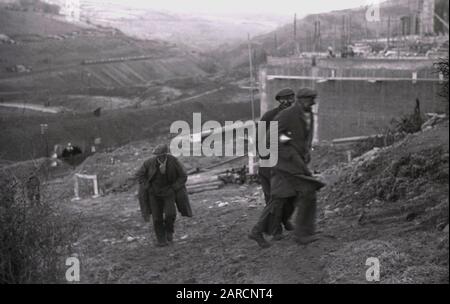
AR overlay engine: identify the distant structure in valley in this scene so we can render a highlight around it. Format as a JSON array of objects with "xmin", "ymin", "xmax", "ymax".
[
  {"xmin": 43, "ymin": 0, "xmax": 80, "ymax": 22},
  {"xmin": 398, "ymin": 0, "xmax": 448, "ymax": 36}
]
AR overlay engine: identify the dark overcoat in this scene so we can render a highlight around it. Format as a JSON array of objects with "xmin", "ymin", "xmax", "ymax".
[
  {"xmin": 257, "ymin": 106, "xmax": 284, "ymax": 202},
  {"xmin": 270, "ymin": 102, "xmax": 324, "ymax": 198},
  {"xmin": 136, "ymin": 154, "xmax": 192, "ymax": 221}
]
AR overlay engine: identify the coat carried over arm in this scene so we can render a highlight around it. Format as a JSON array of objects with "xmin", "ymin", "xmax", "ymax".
[{"xmin": 136, "ymin": 154, "xmax": 192, "ymax": 222}]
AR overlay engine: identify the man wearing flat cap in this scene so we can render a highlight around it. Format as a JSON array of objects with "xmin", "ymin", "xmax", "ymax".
[
  {"xmin": 253, "ymin": 88, "xmax": 296, "ymax": 245},
  {"xmin": 258, "ymin": 87, "xmax": 295, "ymax": 204},
  {"xmin": 136, "ymin": 143, "xmax": 192, "ymax": 247},
  {"xmin": 250, "ymin": 87, "xmax": 324, "ymax": 248}
]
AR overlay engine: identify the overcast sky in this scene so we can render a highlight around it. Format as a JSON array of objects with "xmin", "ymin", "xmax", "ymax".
[{"xmin": 105, "ymin": 0, "xmax": 377, "ymax": 15}]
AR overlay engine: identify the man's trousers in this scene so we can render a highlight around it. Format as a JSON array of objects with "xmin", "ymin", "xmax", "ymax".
[
  {"xmin": 252, "ymin": 182, "xmax": 317, "ymax": 239},
  {"xmin": 258, "ymin": 167, "xmax": 296, "ymax": 236},
  {"xmin": 149, "ymin": 194, "xmax": 177, "ymax": 243}
]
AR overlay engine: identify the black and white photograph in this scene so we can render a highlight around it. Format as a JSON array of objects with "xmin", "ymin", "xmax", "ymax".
[{"xmin": 0, "ymin": 0, "xmax": 448, "ymax": 288}]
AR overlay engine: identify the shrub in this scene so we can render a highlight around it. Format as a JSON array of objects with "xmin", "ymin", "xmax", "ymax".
[
  {"xmin": 42, "ymin": 4, "xmax": 60, "ymax": 15},
  {"xmin": 351, "ymin": 99, "xmax": 424, "ymax": 159},
  {"xmin": 392, "ymin": 98, "xmax": 424, "ymax": 134},
  {"xmin": 0, "ymin": 169, "xmax": 79, "ymax": 284},
  {"xmin": 434, "ymin": 56, "xmax": 449, "ymax": 102}
]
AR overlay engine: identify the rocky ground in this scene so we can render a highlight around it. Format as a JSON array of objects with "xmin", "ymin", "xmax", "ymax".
[{"xmin": 40, "ymin": 119, "xmax": 448, "ymax": 284}]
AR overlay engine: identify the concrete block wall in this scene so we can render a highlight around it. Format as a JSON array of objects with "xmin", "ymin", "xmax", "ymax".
[{"xmin": 260, "ymin": 58, "xmax": 447, "ymax": 141}]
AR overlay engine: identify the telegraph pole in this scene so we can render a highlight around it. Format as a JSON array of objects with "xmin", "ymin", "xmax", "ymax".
[
  {"xmin": 247, "ymin": 33, "xmax": 256, "ymax": 175},
  {"xmin": 40, "ymin": 123, "xmax": 49, "ymax": 157},
  {"xmin": 294, "ymin": 13, "xmax": 300, "ymax": 56},
  {"xmin": 348, "ymin": 14, "xmax": 352, "ymax": 45},
  {"xmin": 342, "ymin": 15, "xmax": 346, "ymax": 52},
  {"xmin": 314, "ymin": 17, "xmax": 321, "ymax": 52},
  {"xmin": 294, "ymin": 13, "xmax": 297, "ymax": 40},
  {"xmin": 274, "ymin": 32, "xmax": 278, "ymax": 53},
  {"xmin": 365, "ymin": 17, "xmax": 368, "ymax": 41},
  {"xmin": 247, "ymin": 33, "xmax": 255, "ymax": 122},
  {"xmin": 387, "ymin": 16, "xmax": 391, "ymax": 48},
  {"xmin": 334, "ymin": 24, "xmax": 337, "ymax": 51}
]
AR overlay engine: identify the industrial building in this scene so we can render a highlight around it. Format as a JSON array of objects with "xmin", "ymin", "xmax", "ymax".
[
  {"xmin": 259, "ymin": 56, "xmax": 446, "ymax": 142},
  {"xmin": 43, "ymin": 0, "xmax": 80, "ymax": 21}
]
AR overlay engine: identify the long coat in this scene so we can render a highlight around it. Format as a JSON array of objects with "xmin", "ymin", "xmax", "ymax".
[
  {"xmin": 270, "ymin": 102, "xmax": 324, "ymax": 198},
  {"xmin": 136, "ymin": 154, "xmax": 192, "ymax": 221}
]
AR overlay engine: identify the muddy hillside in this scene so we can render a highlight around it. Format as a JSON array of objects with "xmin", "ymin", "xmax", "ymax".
[{"xmin": 30, "ymin": 117, "xmax": 448, "ymax": 283}]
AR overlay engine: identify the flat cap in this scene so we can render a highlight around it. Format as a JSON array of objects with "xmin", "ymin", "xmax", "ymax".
[
  {"xmin": 275, "ymin": 88, "xmax": 295, "ymax": 100},
  {"xmin": 296, "ymin": 88, "xmax": 318, "ymax": 98},
  {"xmin": 152, "ymin": 144, "xmax": 169, "ymax": 156}
]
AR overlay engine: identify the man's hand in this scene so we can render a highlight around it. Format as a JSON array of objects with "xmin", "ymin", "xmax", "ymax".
[
  {"xmin": 279, "ymin": 134, "xmax": 292, "ymax": 143},
  {"xmin": 304, "ymin": 152, "xmax": 311, "ymax": 164}
]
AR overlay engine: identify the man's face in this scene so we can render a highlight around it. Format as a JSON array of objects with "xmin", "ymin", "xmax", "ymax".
[
  {"xmin": 279, "ymin": 95, "xmax": 295, "ymax": 109},
  {"xmin": 298, "ymin": 97, "xmax": 315, "ymax": 113}
]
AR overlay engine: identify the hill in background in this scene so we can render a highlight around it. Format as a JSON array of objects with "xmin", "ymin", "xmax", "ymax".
[
  {"xmin": 0, "ymin": 5, "xmax": 219, "ymax": 94},
  {"xmin": 80, "ymin": 0, "xmax": 288, "ymax": 51}
]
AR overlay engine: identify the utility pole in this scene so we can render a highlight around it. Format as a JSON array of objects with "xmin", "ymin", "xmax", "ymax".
[
  {"xmin": 334, "ymin": 24, "xmax": 337, "ymax": 51},
  {"xmin": 365, "ymin": 17, "xmax": 368, "ymax": 41},
  {"xmin": 40, "ymin": 124, "xmax": 49, "ymax": 158},
  {"xmin": 247, "ymin": 33, "xmax": 255, "ymax": 122},
  {"xmin": 294, "ymin": 13, "xmax": 297, "ymax": 40},
  {"xmin": 313, "ymin": 19, "xmax": 317, "ymax": 52},
  {"xmin": 274, "ymin": 32, "xmax": 278, "ymax": 53},
  {"xmin": 247, "ymin": 33, "xmax": 256, "ymax": 175},
  {"xmin": 314, "ymin": 17, "xmax": 321, "ymax": 52},
  {"xmin": 294, "ymin": 13, "xmax": 300, "ymax": 56},
  {"xmin": 348, "ymin": 14, "xmax": 352, "ymax": 45},
  {"xmin": 342, "ymin": 15, "xmax": 345, "ymax": 48},
  {"xmin": 387, "ymin": 16, "xmax": 391, "ymax": 48}
]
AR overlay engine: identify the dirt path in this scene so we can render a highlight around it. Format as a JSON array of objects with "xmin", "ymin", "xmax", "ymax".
[
  {"xmin": 64, "ymin": 184, "xmax": 340, "ymax": 284},
  {"xmin": 174, "ymin": 87, "xmax": 225, "ymax": 104},
  {"xmin": 0, "ymin": 102, "xmax": 64, "ymax": 113},
  {"xmin": 135, "ymin": 87, "xmax": 226, "ymax": 109}
]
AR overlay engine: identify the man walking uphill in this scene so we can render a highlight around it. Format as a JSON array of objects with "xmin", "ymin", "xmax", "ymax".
[
  {"xmin": 249, "ymin": 88, "xmax": 325, "ymax": 248},
  {"xmin": 136, "ymin": 144, "xmax": 192, "ymax": 247},
  {"xmin": 257, "ymin": 88, "xmax": 296, "ymax": 240},
  {"xmin": 258, "ymin": 88, "xmax": 295, "ymax": 205}
]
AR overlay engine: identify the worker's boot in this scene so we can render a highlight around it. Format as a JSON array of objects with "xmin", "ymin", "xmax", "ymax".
[
  {"xmin": 272, "ymin": 233, "xmax": 285, "ymax": 241},
  {"xmin": 294, "ymin": 187, "xmax": 318, "ymax": 245},
  {"xmin": 272, "ymin": 225, "xmax": 285, "ymax": 241},
  {"xmin": 283, "ymin": 221, "xmax": 295, "ymax": 231},
  {"xmin": 248, "ymin": 229, "xmax": 271, "ymax": 248},
  {"xmin": 295, "ymin": 234, "xmax": 319, "ymax": 245},
  {"xmin": 164, "ymin": 217, "xmax": 175, "ymax": 243},
  {"xmin": 154, "ymin": 222, "xmax": 168, "ymax": 247},
  {"xmin": 155, "ymin": 240, "xmax": 168, "ymax": 247}
]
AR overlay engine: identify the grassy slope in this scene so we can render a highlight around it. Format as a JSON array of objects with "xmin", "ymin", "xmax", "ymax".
[
  {"xmin": 0, "ymin": 8, "xmax": 209, "ymax": 92},
  {"xmin": 0, "ymin": 8, "xmax": 81, "ymax": 36},
  {"xmin": 0, "ymin": 85, "xmax": 256, "ymax": 161},
  {"xmin": 0, "ymin": 8, "xmax": 243, "ymax": 163}
]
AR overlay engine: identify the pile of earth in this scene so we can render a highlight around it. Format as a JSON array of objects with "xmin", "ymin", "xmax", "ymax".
[{"xmin": 316, "ymin": 119, "xmax": 449, "ymax": 283}]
